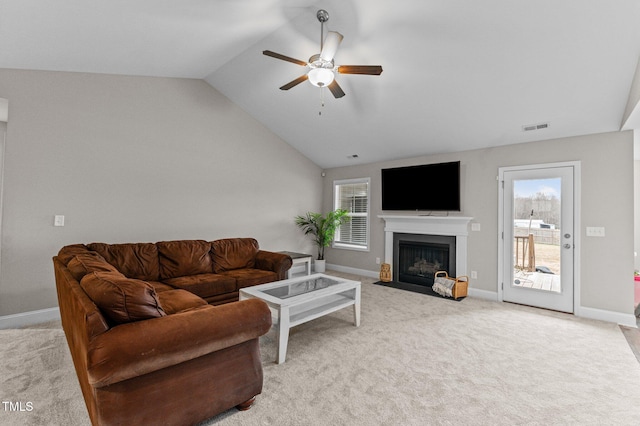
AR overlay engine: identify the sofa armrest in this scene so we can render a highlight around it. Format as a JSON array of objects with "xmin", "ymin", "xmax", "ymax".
[
  {"xmin": 255, "ymin": 250, "xmax": 292, "ymax": 280},
  {"xmin": 86, "ymin": 298, "xmax": 271, "ymax": 387}
]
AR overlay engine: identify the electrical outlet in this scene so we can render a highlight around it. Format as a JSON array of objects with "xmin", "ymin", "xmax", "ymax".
[
  {"xmin": 471, "ymin": 223, "xmax": 481, "ymax": 232},
  {"xmin": 376, "ymin": 257, "xmax": 381, "ymax": 265},
  {"xmin": 471, "ymin": 271, "xmax": 478, "ymax": 279}
]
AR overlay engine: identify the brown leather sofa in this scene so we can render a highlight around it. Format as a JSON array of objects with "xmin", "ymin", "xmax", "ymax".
[{"xmin": 53, "ymin": 238, "xmax": 291, "ymax": 426}]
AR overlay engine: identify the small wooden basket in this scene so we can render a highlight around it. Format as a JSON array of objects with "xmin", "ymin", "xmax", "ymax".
[{"xmin": 434, "ymin": 271, "xmax": 469, "ymax": 299}]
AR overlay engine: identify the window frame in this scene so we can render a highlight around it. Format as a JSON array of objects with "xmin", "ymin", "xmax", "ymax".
[{"xmin": 332, "ymin": 177, "xmax": 371, "ymax": 252}]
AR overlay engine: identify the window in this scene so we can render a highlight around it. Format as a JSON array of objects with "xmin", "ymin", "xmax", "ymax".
[{"xmin": 333, "ymin": 178, "xmax": 370, "ymax": 251}]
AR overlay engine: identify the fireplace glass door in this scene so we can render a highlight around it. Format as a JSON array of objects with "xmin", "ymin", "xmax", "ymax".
[{"xmin": 394, "ymin": 234, "xmax": 456, "ymax": 286}]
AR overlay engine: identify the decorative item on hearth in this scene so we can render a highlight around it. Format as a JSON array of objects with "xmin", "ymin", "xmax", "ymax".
[
  {"xmin": 379, "ymin": 263, "xmax": 391, "ymax": 282},
  {"xmin": 433, "ymin": 271, "xmax": 469, "ymax": 300},
  {"xmin": 294, "ymin": 209, "xmax": 350, "ymax": 273}
]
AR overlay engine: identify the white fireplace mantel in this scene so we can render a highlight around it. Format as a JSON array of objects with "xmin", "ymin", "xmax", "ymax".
[{"xmin": 378, "ymin": 215, "xmax": 473, "ymax": 276}]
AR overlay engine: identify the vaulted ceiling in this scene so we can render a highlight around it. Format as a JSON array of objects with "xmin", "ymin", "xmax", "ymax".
[{"xmin": 2, "ymin": 0, "xmax": 640, "ymax": 168}]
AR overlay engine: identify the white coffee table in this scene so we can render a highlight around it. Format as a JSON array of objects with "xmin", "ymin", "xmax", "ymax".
[{"xmin": 239, "ymin": 273, "xmax": 361, "ymax": 364}]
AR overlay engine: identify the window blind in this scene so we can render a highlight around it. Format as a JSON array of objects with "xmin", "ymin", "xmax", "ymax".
[{"xmin": 334, "ymin": 179, "xmax": 369, "ymax": 248}]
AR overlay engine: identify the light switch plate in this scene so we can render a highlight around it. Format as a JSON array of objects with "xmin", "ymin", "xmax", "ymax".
[
  {"xmin": 586, "ymin": 226, "xmax": 605, "ymax": 237},
  {"xmin": 471, "ymin": 223, "xmax": 481, "ymax": 231},
  {"xmin": 54, "ymin": 215, "xmax": 65, "ymax": 227}
]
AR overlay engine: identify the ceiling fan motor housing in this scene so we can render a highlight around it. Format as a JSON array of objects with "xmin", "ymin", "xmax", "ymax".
[{"xmin": 308, "ymin": 54, "xmax": 334, "ymax": 70}]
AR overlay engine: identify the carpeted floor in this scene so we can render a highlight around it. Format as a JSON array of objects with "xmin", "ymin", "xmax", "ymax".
[{"xmin": 3, "ymin": 272, "xmax": 640, "ymax": 425}]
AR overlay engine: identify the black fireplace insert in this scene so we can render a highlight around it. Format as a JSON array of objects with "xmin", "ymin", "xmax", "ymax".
[{"xmin": 393, "ymin": 233, "xmax": 456, "ymax": 286}]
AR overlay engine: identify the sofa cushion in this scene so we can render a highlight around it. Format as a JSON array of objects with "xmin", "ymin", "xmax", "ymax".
[
  {"xmin": 146, "ymin": 281, "xmax": 175, "ymax": 293},
  {"xmin": 220, "ymin": 269, "xmax": 278, "ymax": 289},
  {"xmin": 58, "ymin": 244, "xmax": 92, "ymax": 265},
  {"xmin": 80, "ymin": 272, "xmax": 166, "ymax": 324},
  {"xmin": 67, "ymin": 252, "xmax": 122, "ymax": 281},
  {"xmin": 162, "ymin": 274, "xmax": 236, "ymax": 299},
  {"xmin": 157, "ymin": 240, "xmax": 213, "ymax": 280},
  {"xmin": 211, "ymin": 238, "xmax": 259, "ymax": 273},
  {"xmin": 88, "ymin": 242, "xmax": 160, "ymax": 281},
  {"xmin": 157, "ymin": 290, "xmax": 208, "ymax": 314}
]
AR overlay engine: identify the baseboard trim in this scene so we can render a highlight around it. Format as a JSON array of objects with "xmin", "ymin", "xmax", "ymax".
[
  {"xmin": 468, "ymin": 288, "xmax": 499, "ymax": 301},
  {"xmin": 578, "ymin": 306, "xmax": 637, "ymax": 328},
  {"xmin": 325, "ymin": 264, "xmax": 379, "ymax": 279},
  {"xmin": 0, "ymin": 307, "xmax": 61, "ymax": 329}
]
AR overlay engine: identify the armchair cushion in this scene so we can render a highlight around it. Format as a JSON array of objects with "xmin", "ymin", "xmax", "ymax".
[{"xmin": 81, "ymin": 272, "xmax": 166, "ymax": 324}]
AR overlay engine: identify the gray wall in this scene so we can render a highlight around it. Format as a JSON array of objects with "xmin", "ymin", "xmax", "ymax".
[
  {"xmin": 322, "ymin": 131, "xmax": 634, "ymax": 316},
  {"xmin": 0, "ymin": 69, "xmax": 322, "ymax": 316}
]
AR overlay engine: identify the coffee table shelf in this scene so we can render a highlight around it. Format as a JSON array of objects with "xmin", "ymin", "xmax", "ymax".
[
  {"xmin": 289, "ymin": 292, "xmax": 356, "ymax": 326},
  {"xmin": 239, "ymin": 274, "xmax": 361, "ymax": 364}
]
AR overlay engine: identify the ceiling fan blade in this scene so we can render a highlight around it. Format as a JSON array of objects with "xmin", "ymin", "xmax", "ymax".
[
  {"xmin": 327, "ymin": 80, "xmax": 346, "ymax": 98},
  {"xmin": 280, "ymin": 74, "xmax": 309, "ymax": 90},
  {"xmin": 320, "ymin": 31, "xmax": 344, "ymax": 62},
  {"xmin": 263, "ymin": 50, "xmax": 308, "ymax": 67},
  {"xmin": 337, "ymin": 65, "xmax": 383, "ymax": 75}
]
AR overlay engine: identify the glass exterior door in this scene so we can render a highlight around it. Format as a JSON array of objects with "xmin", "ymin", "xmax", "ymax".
[{"xmin": 502, "ymin": 165, "xmax": 574, "ymax": 313}]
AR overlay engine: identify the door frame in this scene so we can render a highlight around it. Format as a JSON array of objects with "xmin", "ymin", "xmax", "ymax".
[{"xmin": 497, "ymin": 161, "xmax": 581, "ymax": 315}]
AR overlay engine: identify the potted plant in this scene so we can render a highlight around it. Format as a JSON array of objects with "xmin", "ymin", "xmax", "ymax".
[{"xmin": 295, "ymin": 209, "xmax": 350, "ymax": 273}]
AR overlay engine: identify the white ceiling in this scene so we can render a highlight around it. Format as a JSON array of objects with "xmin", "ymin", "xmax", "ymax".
[{"xmin": 1, "ymin": 0, "xmax": 640, "ymax": 168}]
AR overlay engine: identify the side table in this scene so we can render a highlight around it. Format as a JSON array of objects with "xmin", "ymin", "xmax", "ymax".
[{"xmin": 279, "ymin": 251, "xmax": 312, "ymax": 279}]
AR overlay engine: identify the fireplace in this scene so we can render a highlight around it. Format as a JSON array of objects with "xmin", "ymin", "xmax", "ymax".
[
  {"xmin": 379, "ymin": 215, "xmax": 472, "ymax": 294},
  {"xmin": 394, "ymin": 234, "xmax": 456, "ymax": 286}
]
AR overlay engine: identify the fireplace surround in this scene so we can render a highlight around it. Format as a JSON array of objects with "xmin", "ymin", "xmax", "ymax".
[{"xmin": 379, "ymin": 215, "xmax": 473, "ymax": 288}]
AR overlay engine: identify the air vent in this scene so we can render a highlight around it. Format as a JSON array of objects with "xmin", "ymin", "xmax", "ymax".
[{"xmin": 522, "ymin": 122, "xmax": 550, "ymax": 132}]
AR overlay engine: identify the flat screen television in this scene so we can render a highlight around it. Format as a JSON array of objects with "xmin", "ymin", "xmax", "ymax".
[{"xmin": 381, "ymin": 161, "xmax": 461, "ymax": 211}]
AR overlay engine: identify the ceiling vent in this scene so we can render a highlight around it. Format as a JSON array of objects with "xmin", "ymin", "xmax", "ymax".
[{"xmin": 522, "ymin": 122, "xmax": 550, "ymax": 132}]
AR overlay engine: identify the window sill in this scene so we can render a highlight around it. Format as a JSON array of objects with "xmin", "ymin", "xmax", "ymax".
[{"xmin": 332, "ymin": 243, "xmax": 369, "ymax": 252}]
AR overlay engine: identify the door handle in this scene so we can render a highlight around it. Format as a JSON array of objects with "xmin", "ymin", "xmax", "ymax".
[{"xmin": 563, "ymin": 244, "xmax": 571, "ymax": 249}]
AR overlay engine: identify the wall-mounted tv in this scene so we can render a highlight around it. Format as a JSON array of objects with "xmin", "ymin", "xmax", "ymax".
[{"xmin": 381, "ymin": 161, "xmax": 461, "ymax": 211}]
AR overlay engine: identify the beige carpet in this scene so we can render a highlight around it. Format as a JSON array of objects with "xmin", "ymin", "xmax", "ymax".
[{"xmin": 3, "ymin": 273, "xmax": 640, "ymax": 425}]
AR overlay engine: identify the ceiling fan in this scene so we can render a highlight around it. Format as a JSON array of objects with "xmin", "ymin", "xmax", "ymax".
[{"xmin": 263, "ymin": 9, "xmax": 383, "ymax": 99}]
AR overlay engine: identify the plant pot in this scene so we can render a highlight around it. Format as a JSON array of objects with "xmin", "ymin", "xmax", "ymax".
[{"xmin": 314, "ymin": 259, "xmax": 326, "ymax": 273}]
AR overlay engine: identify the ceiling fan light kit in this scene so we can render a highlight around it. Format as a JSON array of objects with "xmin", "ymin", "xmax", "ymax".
[
  {"xmin": 308, "ymin": 67, "xmax": 334, "ymax": 87},
  {"xmin": 263, "ymin": 9, "xmax": 383, "ymax": 99}
]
